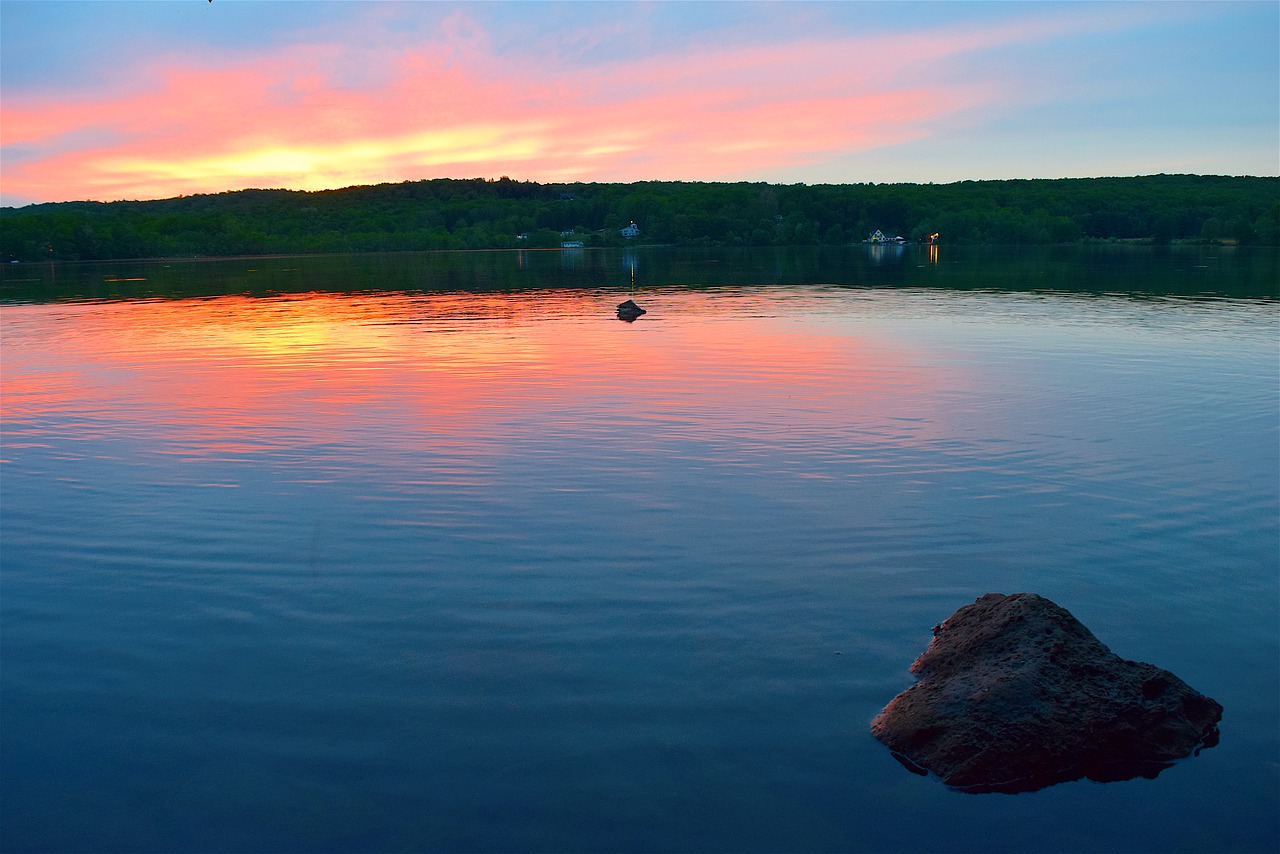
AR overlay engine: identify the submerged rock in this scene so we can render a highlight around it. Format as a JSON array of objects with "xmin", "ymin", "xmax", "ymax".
[
  {"xmin": 870, "ymin": 592, "xmax": 1221, "ymax": 793},
  {"xmin": 616, "ymin": 299, "xmax": 646, "ymax": 321}
]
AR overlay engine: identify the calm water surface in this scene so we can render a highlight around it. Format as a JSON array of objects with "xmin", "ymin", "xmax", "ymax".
[{"xmin": 2, "ymin": 247, "xmax": 1277, "ymax": 852}]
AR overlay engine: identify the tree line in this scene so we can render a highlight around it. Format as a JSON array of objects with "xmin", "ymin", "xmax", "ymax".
[{"xmin": 1, "ymin": 174, "xmax": 1276, "ymax": 262}]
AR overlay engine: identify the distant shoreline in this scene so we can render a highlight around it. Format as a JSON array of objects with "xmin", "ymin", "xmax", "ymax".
[{"xmin": 3, "ymin": 175, "xmax": 1276, "ymax": 262}]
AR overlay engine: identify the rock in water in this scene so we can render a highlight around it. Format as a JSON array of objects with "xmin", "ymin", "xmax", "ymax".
[
  {"xmin": 616, "ymin": 299, "xmax": 646, "ymax": 321},
  {"xmin": 870, "ymin": 593, "xmax": 1222, "ymax": 793}
]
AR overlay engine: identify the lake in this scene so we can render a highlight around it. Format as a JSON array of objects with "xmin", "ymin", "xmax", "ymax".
[{"xmin": 2, "ymin": 246, "xmax": 1277, "ymax": 853}]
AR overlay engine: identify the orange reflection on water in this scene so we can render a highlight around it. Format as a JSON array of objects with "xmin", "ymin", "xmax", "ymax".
[{"xmin": 2, "ymin": 290, "xmax": 951, "ymax": 466}]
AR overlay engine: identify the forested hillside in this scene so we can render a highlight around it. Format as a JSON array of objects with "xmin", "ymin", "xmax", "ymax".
[{"xmin": 2, "ymin": 174, "xmax": 1276, "ymax": 261}]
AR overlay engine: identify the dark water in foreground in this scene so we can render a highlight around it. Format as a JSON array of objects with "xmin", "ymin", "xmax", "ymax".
[{"xmin": 2, "ymin": 247, "xmax": 1277, "ymax": 852}]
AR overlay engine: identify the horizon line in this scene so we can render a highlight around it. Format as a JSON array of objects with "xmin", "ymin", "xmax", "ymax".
[{"xmin": 5, "ymin": 171, "xmax": 1277, "ymax": 210}]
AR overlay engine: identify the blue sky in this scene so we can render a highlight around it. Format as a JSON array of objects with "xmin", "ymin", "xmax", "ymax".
[{"xmin": 1, "ymin": 1, "xmax": 1276, "ymax": 206}]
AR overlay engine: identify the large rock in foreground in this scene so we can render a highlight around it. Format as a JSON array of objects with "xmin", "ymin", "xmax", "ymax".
[{"xmin": 870, "ymin": 593, "xmax": 1222, "ymax": 793}]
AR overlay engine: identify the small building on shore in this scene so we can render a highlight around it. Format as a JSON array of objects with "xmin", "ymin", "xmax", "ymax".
[{"xmin": 864, "ymin": 229, "xmax": 908, "ymax": 245}]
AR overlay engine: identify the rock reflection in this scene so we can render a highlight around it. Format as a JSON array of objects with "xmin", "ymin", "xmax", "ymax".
[{"xmin": 890, "ymin": 746, "xmax": 1221, "ymax": 795}]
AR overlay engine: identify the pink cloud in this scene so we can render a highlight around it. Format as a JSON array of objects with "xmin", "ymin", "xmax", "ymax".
[{"xmin": 0, "ymin": 7, "xmax": 1132, "ymax": 203}]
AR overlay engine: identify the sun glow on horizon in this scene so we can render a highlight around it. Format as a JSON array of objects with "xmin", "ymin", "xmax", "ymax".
[{"xmin": 93, "ymin": 125, "xmax": 549, "ymax": 195}]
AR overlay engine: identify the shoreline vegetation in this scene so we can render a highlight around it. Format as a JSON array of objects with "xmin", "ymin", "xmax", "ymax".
[{"xmin": 1, "ymin": 174, "xmax": 1276, "ymax": 262}]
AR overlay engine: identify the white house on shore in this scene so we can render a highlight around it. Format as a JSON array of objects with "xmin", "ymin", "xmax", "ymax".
[
  {"xmin": 620, "ymin": 222, "xmax": 640, "ymax": 239},
  {"xmin": 864, "ymin": 229, "xmax": 908, "ymax": 245}
]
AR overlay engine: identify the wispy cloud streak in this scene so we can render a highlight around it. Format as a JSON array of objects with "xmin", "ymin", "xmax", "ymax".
[{"xmin": 0, "ymin": 1, "xmax": 1271, "ymax": 204}]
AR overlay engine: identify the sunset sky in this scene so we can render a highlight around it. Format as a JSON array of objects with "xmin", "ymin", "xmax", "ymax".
[{"xmin": 1, "ymin": 0, "xmax": 1276, "ymax": 207}]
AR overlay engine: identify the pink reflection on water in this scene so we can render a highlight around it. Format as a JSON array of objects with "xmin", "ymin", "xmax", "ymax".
[{"xmin": 2, "ymin": 290, "xmax": 956, "ymax": 473}]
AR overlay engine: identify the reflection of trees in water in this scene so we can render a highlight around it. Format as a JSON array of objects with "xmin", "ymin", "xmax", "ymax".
[{"xmin": 2, "ymin": 244, "xmax": 1275, "ymax": 305}]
